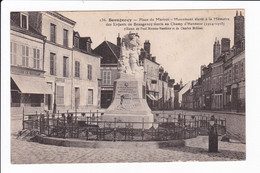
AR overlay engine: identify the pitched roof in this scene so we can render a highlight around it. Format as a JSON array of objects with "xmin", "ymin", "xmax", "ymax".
[
  {"xmin": 93, "ymin": 41, "xmax": 120, "ymax": 64},
  {"xmin": 105, "ymin": 41, "xmax": 120, "ymax": 59}
]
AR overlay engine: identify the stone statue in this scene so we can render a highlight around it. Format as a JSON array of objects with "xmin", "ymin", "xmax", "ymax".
[{"xmin": 118, "ymin": 33, "xmax": 142, "ymax": 75}]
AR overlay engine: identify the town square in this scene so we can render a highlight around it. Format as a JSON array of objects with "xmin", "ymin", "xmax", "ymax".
[
  {"xmin": 4, "ymin": 1, "xmax": 260, "ymax": 172},
  {"xmin": 6, "ymin": 9, "xmax": 247, "ymax": 165}
]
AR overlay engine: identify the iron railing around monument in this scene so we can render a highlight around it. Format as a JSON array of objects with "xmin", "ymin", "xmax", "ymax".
[{"xmin": 22, "ymin": 111, "xmax": 226, "ymax": 141}]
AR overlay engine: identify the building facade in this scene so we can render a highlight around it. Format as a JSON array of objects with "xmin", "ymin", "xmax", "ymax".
[
  {"xmin": 140, "ymin": 40, "xmax": 160, "ymax": 110},
  {"xmin": 40, "ymin": 12, "xmax": 76, "ymax": 112},
  {"xmin": 10, "ymin": 12, "xmax": 52, "ymax": 115},
  {"xmin": 201, "ymin": 65, "xmax": 212, "ymax": 109},
  {"xmin": 72, "ymin": 32, "xmax": 101, "ymax": 111},
  {"xmin": 211, "ymin": 56, "xmax": 224, "ymax": 110},
  {"xmin": 11, "ymin": 11, "xmax": 101, "ymax": 114},
  {"xmin": 93, "ymin": 40, "xmax": 120, "ymax": 108},
  {"xmin": 180, "ymin": 11, "xmax": 245, "ymax": 112}
]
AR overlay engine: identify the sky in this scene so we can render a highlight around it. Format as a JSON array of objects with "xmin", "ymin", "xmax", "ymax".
[{"xmin": 60, "ymin": 10, "xmax": 240, "ymax": 84}]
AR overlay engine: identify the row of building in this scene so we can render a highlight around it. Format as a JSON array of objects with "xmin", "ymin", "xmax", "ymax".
[
  {"xmin": 10, "ymin": 11, "xmax": 176, "ymax": 115},
  {"xmin": 176, "ymin": 11, "xmax": 245, "ymax": 112}
]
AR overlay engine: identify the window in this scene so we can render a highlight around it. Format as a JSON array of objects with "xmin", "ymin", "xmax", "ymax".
[
  {"xmin": 56, "ymin": 86, "xmax": 64, "ymax": 105},
  {"xmin": 103, "ymin": 71, "xmax": 111, "ymax": 85},
  {"xmin": 50, "ymin": 23, "xmax": 56, "ymax": 43},
  {"xmin": 50, "ymin": 53, "xmax": 56, "ymax": 75},
  {"xmin": 63, "ymin": 56, "xmax": 69, "ymax": 77},
  {"xmin": 86, "ymin": 42, "xmax": 91, "ymax": 53},
  {"xmin": 63, "ymin": 29, "xmax": 68, "ymax": 47},
  {"xmin": 20, "ymin": 14, "xmax": 28, "ymax": 29},
  {"xmin": 75, "ymin": 61, "xmax": 80, "ymax": 77},
  {"xmin": 74, "ymin": 37, "xmax": 79, "ymax": 48},
  {"xmin": 22, "ymin": 45, "xmax": 29, "ymax": 67},
  {"xmin": 10, "ymin": 42, "xmax": 17, "ymax": 65},
  {"xmin": 88, "ymin": 89, "xmax": 93, "ymax": 105},
  {"xmin": 88, "ymin": 64, "xmax": 92, "ymax": 80},
  {"xmin": 33, "ymin": 48, "xmax": 40, "ymax": 69}
]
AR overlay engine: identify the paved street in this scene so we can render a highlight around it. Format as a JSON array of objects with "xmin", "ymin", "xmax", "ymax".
[{"xmin": 11, "ymin": 112, "xmax": 246, "ymax": 164}]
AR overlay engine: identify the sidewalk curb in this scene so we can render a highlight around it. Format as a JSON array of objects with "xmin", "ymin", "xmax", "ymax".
[{"xmin": 33, "ymin": 135, "xmax": 185, "ymax": 149}]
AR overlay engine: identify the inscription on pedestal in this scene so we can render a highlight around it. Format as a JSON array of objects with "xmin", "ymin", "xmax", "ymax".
[
  {"xmin": 114, "ymin": 81, "xmax": 140, "ymax": 111},
  {"xmin": 115, "ymin": 81, "xmax": 139, "ymax": 99}
]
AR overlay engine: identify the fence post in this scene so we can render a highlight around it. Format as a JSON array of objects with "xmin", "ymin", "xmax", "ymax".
[
  {"xmin": 224, "ymin": 118, "xmax": 227, "ymax": 134},
  {"xmin": 63, "ymin": 113, "xmax": 66, "ymax": 138},
  {"xmin": 173, "ymin": 122, "xmax": 175, "ymax": 139},
  {"xmin": 35, "ymin": 111, "xmax": 38, "ymax": 129},
  {"xmin": 125, "ymin": 123, "xmax": 127, "ymax": 141},
  {"xmin": 47, "ymin": 112, "xmax": 50, "ymax": 136},
  {"xmin": 39, "ymin": 113, "xmax": 42, "ymax": 134},
  {"xmin": 97, "ymin": 112, "xmax": 99, "ymax": 140},
  {"xmin": 195, "ymin": 117, "xmax": 197, "ymax": 136},
  {"xmin": 142, "ymin": 118, "xmax": 144, "ymax": 141},
  {"xmin": 57, "ymin": 110, "xmax": 59, "ymax": 137},
  {"xmin": 113, "ymin": 118, "xmax": 117, "ymax": 141},
  {"xmin": 22, "ymin": 107, "xmax": 25, "ymax": 130},
  {"xmin": 152, "ymin": 123, "xmax": 154, "ymax": 140}
]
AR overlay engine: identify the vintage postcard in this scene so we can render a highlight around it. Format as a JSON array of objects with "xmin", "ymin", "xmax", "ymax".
[{"xmin": 7, "ymin": 7, "xmax": 246, "ymax": 168}]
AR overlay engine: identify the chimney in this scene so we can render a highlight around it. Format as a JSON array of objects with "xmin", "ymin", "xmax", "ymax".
[
  {"xmin": 144, "ymin": 40, "xmax": 151, "ymax": 55},
  {"xmin": 117, "ymin": 33, "xmax": 121, "ymax": 47},
  {"xmin": 152, "ymin": 56, "xmax": 156, "ymax": 62},
  {"xmin": 213, "ymin": 38, "xmax": 221, "ymax": 62},
  {"xmin": 221, "ymin": 38, "xmax": 230, "ymax": 54}
]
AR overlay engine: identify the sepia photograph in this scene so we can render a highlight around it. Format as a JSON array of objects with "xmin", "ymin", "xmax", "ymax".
[
  {"xmin": 4, "ymin": 1, "xmax": 260, "ymax": 173},
  {"xmin": 8, "ymin": 9, "xmax": 246, "ymax": 164}
]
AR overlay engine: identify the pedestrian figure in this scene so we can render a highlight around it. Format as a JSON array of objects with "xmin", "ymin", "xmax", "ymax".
[{"xmin": 67, "ymin": 114, "xmax": 72, "ymax": 124}]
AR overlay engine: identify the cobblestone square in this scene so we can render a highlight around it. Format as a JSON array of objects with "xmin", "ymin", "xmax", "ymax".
[{"xmin": 11, "ymin": 114, "xmax": 245, "ymax": 164}]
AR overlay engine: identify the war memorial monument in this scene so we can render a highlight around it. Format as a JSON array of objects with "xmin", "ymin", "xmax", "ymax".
[{"xmin": 103, "ymin": 33, "xmax": 154, "ymax": 128}]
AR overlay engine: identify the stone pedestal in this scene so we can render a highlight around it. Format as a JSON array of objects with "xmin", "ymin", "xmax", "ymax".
[{"xmin": 103, "ymin": 73, "xmax": 154, "ymax": 129}]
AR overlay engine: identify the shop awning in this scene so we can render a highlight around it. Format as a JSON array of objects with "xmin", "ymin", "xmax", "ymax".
[
  {"xmin": 150, "ymin": 94, "xmax": 158, "ymax": 101},
  {"xmin": 146, "ymin": 94, "xmax": 157, "ymax": 101},
  {"xmin": 11, "ymin": 74, "xmax": 53, "ymax": 94}
]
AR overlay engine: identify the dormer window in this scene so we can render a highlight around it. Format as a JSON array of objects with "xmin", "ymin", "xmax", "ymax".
[
  {"xmin": 74, "ymin": 37, "xmax": 79, "ymax": 48},
  {"xmin": 86, "ymin": 42, "xmax": 91, "ymax": 53},
  {"xmin": 20, "ymin": 13, "xmax": 28, "ymax": 30}
]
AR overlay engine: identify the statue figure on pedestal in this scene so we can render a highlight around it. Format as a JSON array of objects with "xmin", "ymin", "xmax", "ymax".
[{"xmin": 118, "ymin": 33, "xmax": 143, "ymax": 75}]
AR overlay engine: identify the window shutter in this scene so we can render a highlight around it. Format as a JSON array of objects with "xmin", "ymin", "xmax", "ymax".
[
  {"xmin": 54, "ymin": 54, "xmax": 57, "ymax": 75},
  {"xmin": 22, "ymin": 45, "xmax": 25, "ymax": 66},
  {"xmin": 33, "ymin": 48, "xmax": 36, "ymax": 68},
  {"xmin": 78, "ymin": 62, "xmax": 80, "ymax": 77},
  {"xmin": 90, "ymin": 65, "xmax": 92, "ymax": 80},
  {"xmin": 37, "ymin": 49, "xmax": 40, "ymax": 69},
  {"xmin": 26, "ymin": 46, "xmax": 29, "ymax": 67}
]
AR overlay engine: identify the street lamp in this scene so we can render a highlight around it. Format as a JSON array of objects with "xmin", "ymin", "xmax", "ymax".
[{"xmin": 208, "ymin": 115, "xmax": 218, "ymax": 152}]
